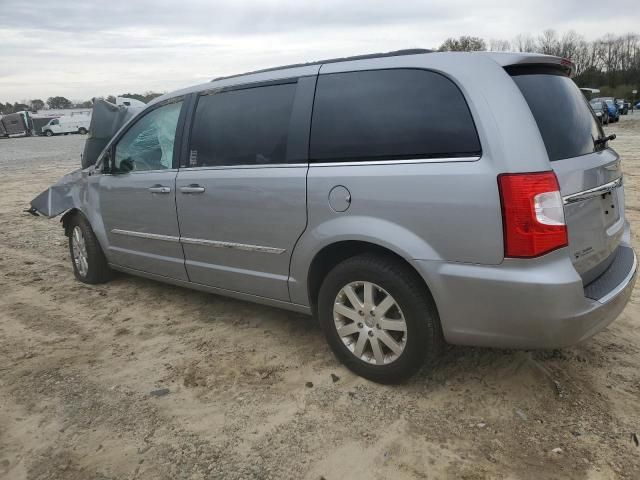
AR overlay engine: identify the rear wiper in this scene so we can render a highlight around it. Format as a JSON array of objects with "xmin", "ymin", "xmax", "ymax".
[{"xmin": 594, "ymin": 133, "xmax": 616, "ymax": 147}]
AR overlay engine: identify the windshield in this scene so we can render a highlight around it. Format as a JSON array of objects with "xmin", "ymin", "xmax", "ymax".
[
  {"xmin": 590, "ymin": 101, "xmax": 603, "ymax": 109},
  {"xmin": 511, "ymin": 73, "xmax": 605, "ymax": 161}
]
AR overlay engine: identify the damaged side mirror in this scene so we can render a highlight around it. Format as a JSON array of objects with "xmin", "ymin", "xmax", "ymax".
[
  {"xmin": 119, "ymin": 158, "xmax": 135, "ymax": 173},
  {"xmin": 101, "ymin": 148, "xmax": 113, "ymax": 174}
]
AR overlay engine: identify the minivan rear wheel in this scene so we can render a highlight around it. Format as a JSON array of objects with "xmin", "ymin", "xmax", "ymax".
[
  {"xmin": 317, "ymin": 253, "xmax": 442, "ymax": 383},
  {"xmin": 68, "ymin": 214, "xmax": 113, "ymax": 284}
]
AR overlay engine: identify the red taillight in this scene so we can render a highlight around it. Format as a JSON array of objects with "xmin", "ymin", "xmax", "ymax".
[{"xmin": 498, "ymin": 172, "xmax": 568, "ymax": 258}]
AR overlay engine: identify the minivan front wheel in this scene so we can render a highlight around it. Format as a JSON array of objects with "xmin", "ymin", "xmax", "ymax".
[
  {"xmin": 68, "ymin": 215, "xmax": 113, "ymax": 284},
  {"xmin": 318, "ymin": 254, "xmax": 442, "ymax": 383}
]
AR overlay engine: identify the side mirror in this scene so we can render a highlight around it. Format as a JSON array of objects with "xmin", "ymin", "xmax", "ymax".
[
  {"xmin": 119, "ymin": 158, "xmax": 134, "ymax": 173},
  {"xmin": 101, "ymin": 149, "xmax": 112, "ymax": 174}
]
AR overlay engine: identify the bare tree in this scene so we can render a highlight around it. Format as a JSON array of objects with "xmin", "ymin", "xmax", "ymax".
[
  {"xmin": 538, "ymin": 29, "xmax": 560, "ymax": 56},
  {"xmin": 489, "ymin": 39, "xmax": 511, "ymax": 52},
  {"xmin": 513, "ymin": 34, "xmax": 538, "ymax": 53}
]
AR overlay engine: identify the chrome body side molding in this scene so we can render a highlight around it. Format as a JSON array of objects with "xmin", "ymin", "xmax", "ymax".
[
  {"xmin": 111, "ymin": 229, "xmax": 180, "ymax": 243},
  {"xmin": 111, "ymin": 229, "xmax": 285, "ymax": 254},
  {"xmin": 180, "ymin": 237, "xmax": 286, "ymax": 254}
]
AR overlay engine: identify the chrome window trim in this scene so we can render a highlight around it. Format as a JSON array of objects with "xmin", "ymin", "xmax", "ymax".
[
  {"xmin": 177, "ymin": 157, "xmax": 481, "ymax": 170},
  {"xmin": 179, "ymin": 163, "xmax": 307, "ymax": 171},
  {"xmin": 562, "ymin": 176, "xmax": 623, "ymax": 205},
  {"xmin": 310, "ymin": 156, "xmax": 481, "ymax": 167},
  {"xmin": 110, "ymin": 229, "xmax": 285, "ymax": 254},
  {"xmin": 103, "ymin": 168, "xmax": 178, "ymax": 176}
]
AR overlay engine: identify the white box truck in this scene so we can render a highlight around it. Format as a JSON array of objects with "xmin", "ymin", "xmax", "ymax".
[{"xmin": 41, "ymin": 115, "xmax": 91, "ymax": 136}]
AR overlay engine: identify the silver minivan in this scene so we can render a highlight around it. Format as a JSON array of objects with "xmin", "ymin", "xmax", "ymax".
[{"xmin": 33, "ymin": 50, "xmax": 637, "ymax": 383}]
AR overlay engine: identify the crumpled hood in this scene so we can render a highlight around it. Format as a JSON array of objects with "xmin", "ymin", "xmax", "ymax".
[
  {"xmin": 81, "ymin": 99, "xmax": 144, "ymax": 169},
  {"xmin": 29, "ymin": 169, "xmax": 85, "ymax": 218},
  {"xmin": 28, "ymin": 98, "xmax": 145, "ymax": 218}
]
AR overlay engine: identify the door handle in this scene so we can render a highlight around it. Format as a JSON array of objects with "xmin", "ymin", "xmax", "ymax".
[
  {"xmin": 180, "ymin": 185, "xmax": 206, "ymax": 194},
  {"xmin": 148, "ymin": 185, "xmax": 171, "ymax": 194}
]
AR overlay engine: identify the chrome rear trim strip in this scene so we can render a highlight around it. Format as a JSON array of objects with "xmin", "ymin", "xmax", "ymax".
[
  {"xmin": 180, "ymin": 237, "xmax": 286, "ymax": 254},
  {"xmin": 563, "ymin": 177, "xmax": 623, "ymax": 205},
  {"xmin": 111, "ymin": 229, "xmax": 285, "ymax": 254},
  {"xmin": 111, "ymin": 229, "xmax": 180, "ymax": 243}
]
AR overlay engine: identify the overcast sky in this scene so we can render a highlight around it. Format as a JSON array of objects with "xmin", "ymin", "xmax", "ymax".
[{"xmin": 0, "ymin": 0, "xmax": 637, "ymax": 103}]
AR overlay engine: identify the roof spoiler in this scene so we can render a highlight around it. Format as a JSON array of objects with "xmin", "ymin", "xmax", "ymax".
[{"xmin": 486, "ymin": 52, "xmax": 576, "ymax": 77}]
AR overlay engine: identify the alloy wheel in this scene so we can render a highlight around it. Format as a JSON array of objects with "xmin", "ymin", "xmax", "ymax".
[
  {"xmin": 72, "ymin": 226, "xmax": 89, "ymax": 277},
  {"xmin": 333, "ymin": 281, "xmax": 407, "ymax": 365}
]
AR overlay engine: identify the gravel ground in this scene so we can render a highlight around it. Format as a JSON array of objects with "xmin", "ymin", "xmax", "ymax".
[{"xmin": 0, "ymin": 117, "xmax": 639, "ymax": 480}]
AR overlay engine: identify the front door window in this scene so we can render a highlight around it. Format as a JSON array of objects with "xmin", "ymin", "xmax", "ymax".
[{"xmin": 114, "ymin": 101, "xmax": 182, "ymax": 173}]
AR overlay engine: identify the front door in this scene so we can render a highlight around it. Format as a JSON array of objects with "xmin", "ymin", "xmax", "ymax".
[
  {"xmin": 176, "ymin": 79, "xmax": 314, "ymax": 301},
  {"xmin": 99, "ymin": 100, "xmax": 188, "ymax": 280}
]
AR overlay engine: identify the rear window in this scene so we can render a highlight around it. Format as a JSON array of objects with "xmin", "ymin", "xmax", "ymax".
[
  {"xmin": 512, "ymin": 73, "xmax": 604, "ymax": 161},
  {"xmin": 310, "ymin": 69, "xmax": 481, "ymax": 162}
]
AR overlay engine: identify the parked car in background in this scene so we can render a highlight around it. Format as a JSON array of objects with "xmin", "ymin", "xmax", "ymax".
[
  {"xmin": 42, "ymin": 115, "xmax": 91, "ymax": 136},
  {"xmin": 589, "ymin": 100, "xmax": 609, "ymax": 125},
  {"xmin": 30, "ymin": 51, "xmax": 637, "ymax": 383},
  {"xmin": 593, "ymin": 97, "xmax": 620, "ymax": 122},
  {"xmin": 616, "ymin": 99, "xmax": 629, "ymax": 115}
]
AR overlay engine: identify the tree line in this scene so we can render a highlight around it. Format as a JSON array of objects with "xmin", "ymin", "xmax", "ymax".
[
  {"xmin": 0, "ymin": 92, "xmax": 164, "ymax": 115},
  {"xmin": 3, "ymin": 30, "xmax": 639, "ymax": 115},
  {"xmin": 440, "ymin": 30, "xmax": 640, "ymax": 99}
]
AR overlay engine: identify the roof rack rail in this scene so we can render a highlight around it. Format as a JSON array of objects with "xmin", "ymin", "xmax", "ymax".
[{"xmin": 211, "ymin": 49, "xmax": 433, "ymax": 82}]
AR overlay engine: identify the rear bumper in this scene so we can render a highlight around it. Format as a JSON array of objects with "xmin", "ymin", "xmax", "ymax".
[{"xmin": 414, "ymin": 243, "xmax": 637, "ymax": 349}]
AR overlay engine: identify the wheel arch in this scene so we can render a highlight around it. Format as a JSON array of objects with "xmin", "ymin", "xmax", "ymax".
[
  {"xmin": 61, "ymin": 208, "xmax": 82, "ymax": 236},
  {"xmin": 304, "ymin": 240, "xmax": 438, "ymax": 317}
]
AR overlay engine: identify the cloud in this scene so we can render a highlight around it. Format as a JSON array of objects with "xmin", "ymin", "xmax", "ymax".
[{"xmin": 0, "ymin": 0, "xmax": 637, "ymax": 102}]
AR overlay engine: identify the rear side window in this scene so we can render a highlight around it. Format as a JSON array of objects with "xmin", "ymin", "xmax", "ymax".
[
  {"xmin": 310, "ymin": 69, "xmax": 481, "ymax": 162},
  {"xmin": 190, "ymin": 83, "xmax": 296, "ymax": 167},
  {"xmin": 510, "ymin": 73, "xmax": 603, "ymax": 161}
]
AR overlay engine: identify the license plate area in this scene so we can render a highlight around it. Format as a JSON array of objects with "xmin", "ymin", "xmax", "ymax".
[{"xmin": 600, "ymin": 190, "xmax": 620, "ymax": 229}]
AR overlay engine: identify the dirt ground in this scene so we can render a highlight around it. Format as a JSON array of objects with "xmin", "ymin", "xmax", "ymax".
[{"xmin": 0, "ymin": 116, "xmax": 639, "ymax": 480}]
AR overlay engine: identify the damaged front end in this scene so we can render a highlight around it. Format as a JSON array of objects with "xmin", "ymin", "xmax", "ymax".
[
  {"xmin": 27, "ymin": 168, "xmax": 87, "ymax": 218},
  {"xmin": 28, "ymin": 98, "xmax": 144, "ymax": 218}
]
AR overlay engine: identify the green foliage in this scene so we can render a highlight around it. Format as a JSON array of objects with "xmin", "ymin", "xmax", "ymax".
[
  {"xmin": 0, "ymin": 102, "xmax": 14, "ymax": 114},
  {"xmin": 30, "ymin": 99, "xmax": 45, "ymax": 111},
  {"xmin": 46, "ymin": 96, "xmax": 73, "ymax": 109},
  {"xmin": 439, "ymin": 36, "xmax": 486, "ymax": 52},
  {"xmin": 590, "ymin": 84, "xmax": 639, "ymax": 101}
]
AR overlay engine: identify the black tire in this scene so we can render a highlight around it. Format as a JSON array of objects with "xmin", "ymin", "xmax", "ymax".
[
  {"xmin": 67, "ymin": 214, "xmax": 113, "ymax": 284},
  {"xmin": 45, "ymin": 130, "xmax": 53, "ymax": 137},
  {"xmin": 78, "ymin": 127, "xmax": 87, "ymax": 134},
  {"xmin": 317, "ymin": 253, "xmax": 443, "ymax": 383}
]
